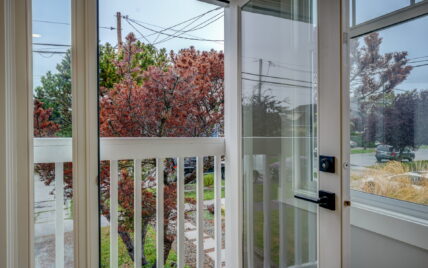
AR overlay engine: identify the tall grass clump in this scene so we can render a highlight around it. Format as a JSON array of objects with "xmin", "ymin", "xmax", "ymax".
[{"xmin": 351, "ymin": 161, "xmax": 428, "ymax": 205}]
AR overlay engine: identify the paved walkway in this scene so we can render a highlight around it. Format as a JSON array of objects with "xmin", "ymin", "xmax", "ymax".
[{"xmin": 184, "ymin": 221, "xmax": 226, "ymax": 264}]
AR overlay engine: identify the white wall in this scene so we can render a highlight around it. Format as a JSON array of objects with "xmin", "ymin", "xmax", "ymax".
[{"xmin": 351, "ymin": 226, "xmax": 428, "ymax": 268}]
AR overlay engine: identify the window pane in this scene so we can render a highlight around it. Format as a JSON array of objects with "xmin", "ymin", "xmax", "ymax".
[
  {"xmin": 32, "ymin": 0, "xmax": 73, "ymax": 267},
  {"xmin": 350, "ymin": 15, "xmax": 428, "ymax": 206},
  {"xmin": 242, "ymin": 0, "xmax": 318, "ymax": 266},
  {"xmin": 350, "ymin": 0, "xmax": 411, "ymax": 26}
]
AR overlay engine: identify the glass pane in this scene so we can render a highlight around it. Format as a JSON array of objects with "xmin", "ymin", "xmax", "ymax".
[
  {"xmin": 242, "ymin": 0, "xmax": 318, "ymax": 267},
  {"xmin": 32, "ymin": 0, "xmax": 73, "ymax": 267},
  {"xmin": 350, "ymin": 15, "xmax": 428, "ymax": 206},
  {"xmin": 350, "ymin": 0, "xmax": 411, "ymax": 26},
  {"xmin": 98, "ymin": 1, "xmax": 225, "ymax": 267}
]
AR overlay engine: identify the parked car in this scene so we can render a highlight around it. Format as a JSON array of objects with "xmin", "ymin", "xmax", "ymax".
[{"xmin": 375, "ymin": 145, "xmax": 415, "ymax": 162}]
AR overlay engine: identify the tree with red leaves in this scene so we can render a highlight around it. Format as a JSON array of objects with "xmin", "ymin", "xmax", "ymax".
[
  {"xmin": 350, "ymin": 32, "xmax": 412, "ymax": 148},
  {"xmin": 35, "ymin": 32, "xmax": 223, "ymax": 266}
]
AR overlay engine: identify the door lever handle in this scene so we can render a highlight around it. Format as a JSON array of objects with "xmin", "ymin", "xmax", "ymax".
[{"xmin": 294, "ymin": 190, "xmax": 336, "ymax": 211}]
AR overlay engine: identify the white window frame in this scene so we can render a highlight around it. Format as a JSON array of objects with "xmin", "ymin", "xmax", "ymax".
[
  {"xmin": 0, "ymin": 0, "xmax": 347, "ymax": 268},
  {"xmin": 0, "ymin": 0, "xmax": 99, "ymax": 267},
  {"xmin": 343, "ymin": 0, "xmax": 428, "ymax": 254}
]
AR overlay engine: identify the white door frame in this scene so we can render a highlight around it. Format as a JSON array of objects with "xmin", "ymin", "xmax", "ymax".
[{"xmin": 229, "ymin": 0, "xmax": 348, "ymax": 267}]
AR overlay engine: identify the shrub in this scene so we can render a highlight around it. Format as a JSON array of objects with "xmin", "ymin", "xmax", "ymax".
[{"xmin": 204, "ymin": 173, "xmax": 214, "ymax": 187}]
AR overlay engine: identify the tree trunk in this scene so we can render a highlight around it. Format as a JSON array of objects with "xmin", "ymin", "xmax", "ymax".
[{"xmin": 118, "ymin": 229, "xmax": 135, "ymax": 261}]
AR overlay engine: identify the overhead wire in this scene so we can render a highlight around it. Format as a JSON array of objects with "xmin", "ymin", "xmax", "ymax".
[
  {"xmin": 128, "ymin": 6, "xmax": 221, "ymax": 38},
  {"xmin": 33, "ymin": 19, "xmax": 115, "ymax": 30},
  {"xmin": 151, "ymin": 8, "xmax": 218, "ymax": 43},
  {"xmin": 153, "ymin": 11, "xmax": 224, "ymax": 44},
  {"xmin": 125, "ymin": 17, "xmax": 224, "ymax": 42},
  {"xmin": 125, "ymin": 18, "xmax": 152, "ymax": 44},
  {"xmin": 242, "ymin": 72, "xmax": 313, "ymax": 85}
]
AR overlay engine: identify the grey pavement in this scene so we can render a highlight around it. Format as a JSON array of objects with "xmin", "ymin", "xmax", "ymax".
[{"xmin": 350, "ymin": 148, "xmax": 428, "ymax": 168}]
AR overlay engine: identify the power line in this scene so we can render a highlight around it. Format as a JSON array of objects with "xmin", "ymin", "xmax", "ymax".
[
  {"xmin": 33, "ymin": 42, "xmax": 70, "ymax": 47},
  {"xmin": 408, "ymin": 59, "xmax": 428, "ymax": 64},
  {"xmin": 412, "ymin": 63, "xmax": 428, "ymax": 68},
  {"xmin": 151, "ymin": 9, "xmax": 220, "ymax": 43},
  {"xmin": 128, "ymin": 6, "xmax": 221, "ymax": 38},
  {"xmin": 242, "ymin": 72, "xmax": 312, "ymax": 85},
  {"xmin": 154, "ymin": 12, "xmax": 224, "ymax": 45},
  {"xmin": 33, "ymin": 19, "xmax": 115, "ymax": 30},
  {"xmin": 125, "ymin": 19, "xmax": 152, "ymax": 45},
  {"xmin": 125, "ymin": 19, "xmax": 218, "ymax": 44},
  {"xmin": 242, "ymin": 78, "xmax": 312, "ymax": 89},
  {"xmin": 126, "ymin": 18, "xmax": 224, "ymax": 42},
  {"xmin": 33, "ymin": 50, "xmax": 67, "ymax": 54},
  {"xmin": 407, "ymin": 55, "xmax": 428, "ymax": 61}
]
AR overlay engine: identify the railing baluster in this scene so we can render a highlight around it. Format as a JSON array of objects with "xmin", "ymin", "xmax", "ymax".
[
  {"xmin": 294, "ymin": 207, "xmax": 302, "ymax": 266},
  {"xmin": 55, "ymin": 162, "xmax": 64, "ymax": 268},
  {"xmin": 214, "ymin": 156, "xmax": 222, "ymax": 268},
  {"xmin": 196, "ymin": 156, "xmax": 204, "ymax": 268},
  {"xmin": 263, "ymin": 156, "xmax": 272, "ymax": 268},
  {"xmin": 134, "ymin": 159, "xmax": 142, "ymax": 268},
  {"xmin": 245, "ymin": 155, "xmax": 254, "ymax": 268},
  {"xmin": 110, "ymin": 160, "xmax": 119, "ymax": 268},
  {"xmin": 156, "ymin": 158, "xmax": 165, "ymax": 268},
  {"xmin": 177, "ymin": 157, "xmax": 185, "ymax": 268}
]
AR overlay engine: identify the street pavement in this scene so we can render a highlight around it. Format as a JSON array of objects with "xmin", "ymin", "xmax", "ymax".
[{"xmin": 351, "ymin": 148, "xmax": 428, "ymax": 168}]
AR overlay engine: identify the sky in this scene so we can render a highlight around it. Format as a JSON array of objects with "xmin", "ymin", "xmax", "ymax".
[
  {"xmin": 32, "ymin": 0, "xmax": 428, "ymax": 92},
  {"xmin": 32, "ymin": 0, "xmax": 224, "ymax": 88}
]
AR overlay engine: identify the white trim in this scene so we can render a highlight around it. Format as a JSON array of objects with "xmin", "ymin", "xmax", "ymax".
[
  {"xmin": 72, "ymin": 0, "xmax": 99, "ymax": 266},
  {"xmin": 0, "ymin": 0, "xmax": 19, "ymax": 266},
  {"xmin": 196, "ymin": 156, "xmax": 205, "ymax": 268},
  {"xmin": 214, "ymin": 155, "xmax": 223, "ymax": 268},
  {"xmin": 109, "ymin": 160, "xmax": 119, "ymax": 268},
  {"xmin": 55, "ymin": 163, "xmax": 65, "ymax": 268},
  {"xmin": 134, "ymin": 159, "xmax": 142, "ymax": 268},
  {"xmin": 349, "ymin": 0, "xmax": 428, "ymax": 38},
  {"xmin": 34, "ymin": 137, "xmax": 225, "ymax": 163},
  {"xmin": 156, "ymin": 158, "xmax": 165, "ymax": 268},
  {"xmin": 318, "ymin": 0, "xmax": 343, "ymax": 267},
  {"xmin": 341, "ymin": 0, "xmax": 351, "ymax": 267},
  {"xmin": 177, "ymin": 157, "xmax": 186, "ymax": 268},
  {"xmin": 351, "ymin": 203, "xmax": 428, "ymax": 251},
  {"xmin": 351, "ymin": 191, "xmax": 428, "ymax": 221},
  {"xmin": 14, "ymin": 0, "xmax": 33, "ymax": 267},
  {"xmin": 224, "ymin": 1, "xmax": 243, "ymax": 268}
]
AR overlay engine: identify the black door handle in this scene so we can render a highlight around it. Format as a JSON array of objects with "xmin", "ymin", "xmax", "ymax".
[{"xmin": 294, "ymin": 190, "xmax": 336, "ymax": 211}]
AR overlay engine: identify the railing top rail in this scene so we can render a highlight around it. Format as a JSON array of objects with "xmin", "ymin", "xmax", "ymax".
[{"xmin": 34, "ymin": 137, "xmax": 225, "ymax": 163}]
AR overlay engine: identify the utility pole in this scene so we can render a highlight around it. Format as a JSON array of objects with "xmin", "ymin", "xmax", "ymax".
[
  {"xmin": 258, "ymin": 58, "xmax": 263, "ymax": 103},
  {"xmin": 116, "ymin": 12, "xmax": 123, "ymax": 50}
]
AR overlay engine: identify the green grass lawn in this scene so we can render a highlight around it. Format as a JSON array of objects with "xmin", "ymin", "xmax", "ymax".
[
  {"xmin": 100, "ymin": 225, "xmax": 180, "ymax": 268},
  {"xmin": 251, "ymin": 205, "xmax": 315, "ymax": 266},
  {"xmin": 184, "ymin": 178, "xmax": 225, "ymax": 201},
  {"xmin": 351, "ymin": 148, "xmax": 376, "ymax": 154}
]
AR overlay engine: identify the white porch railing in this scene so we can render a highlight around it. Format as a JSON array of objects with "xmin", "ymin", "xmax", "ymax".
[{"xmin": 34, "ymin": 137, "xmax": 225, "ymax": 268}]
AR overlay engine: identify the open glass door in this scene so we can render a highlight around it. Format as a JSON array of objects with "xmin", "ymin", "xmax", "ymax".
[{"xmin": 241, "ymin": 0, "xmax": 343, "ymax": 267}]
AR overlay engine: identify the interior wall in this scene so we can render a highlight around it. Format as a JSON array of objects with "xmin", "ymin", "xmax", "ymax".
[{"xmin": 351, "ymin": 226, "xmax": 428, "ymax": 268}]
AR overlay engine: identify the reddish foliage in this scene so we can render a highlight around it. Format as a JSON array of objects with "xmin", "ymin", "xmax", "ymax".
[
  {"xmin": 99, "ymin": 35, "xmax": 224, "ymax": 137},
  {"xmin": 35, "ymin": 32, "xmax": 224, "ymax": 264},
  {"xmin": 34, "ymin": 99, "xmax": 60, "ymax": 137}
]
